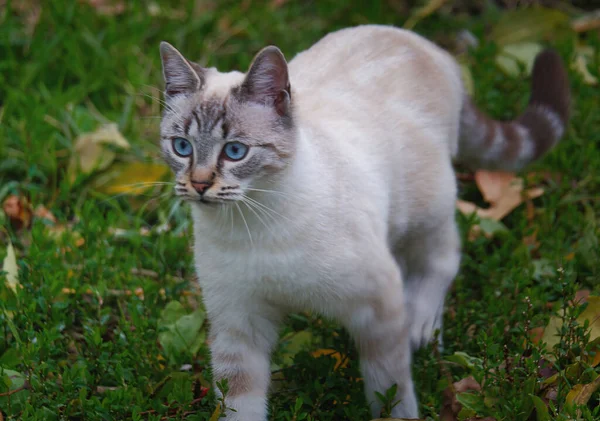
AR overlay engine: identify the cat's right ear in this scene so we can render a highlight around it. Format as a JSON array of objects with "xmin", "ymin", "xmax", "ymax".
[{"xmin": 159, "ymin": 42, "xmax": 203, "ymax": 97}]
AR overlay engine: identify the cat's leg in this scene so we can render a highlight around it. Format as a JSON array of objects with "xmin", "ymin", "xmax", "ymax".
[
  {"xmin": 401, "ymin": 217, "xmax": 461, "ymax": 350},
  {"xmin": 205, "ymin": 296, "xmax": 283, "ymax": 421},
  {"xmin": 343, "ymin": 255, "xmax": 419, "ymax": 419}
]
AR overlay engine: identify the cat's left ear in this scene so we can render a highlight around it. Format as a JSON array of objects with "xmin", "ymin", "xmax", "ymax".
[{"xmin": 241, "ymin": 46, "xmax": 291, "ymax": 116}]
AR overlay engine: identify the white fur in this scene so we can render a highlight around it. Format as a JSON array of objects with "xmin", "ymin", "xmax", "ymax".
[{"xmin": 182, "ymin": 25, "xmax": 465, "ymax": 420}]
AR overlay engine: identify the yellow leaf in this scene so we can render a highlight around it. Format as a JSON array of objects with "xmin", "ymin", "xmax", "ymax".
[
  {"xmin": 541, "ymin": 296, "xmax": 600, "ymax": 360},
  {"xmin": 68, "ymin": 123, "xmax": 130, "ymax": 180},
  {"xmin": 403, "ymin": 0, "xmax": 446, "ymax": 30},
  {"xmin": 540, "ymin": 309, "xmax": 565, "ymax": 354},
  {"xmin": 496, "ymin": 42, "xmax": 543, "ymax": 77},
  {"xmin": 311, "ymin": 348, "xmax": 347, "ymax": 370},
  {"xmin": 92, "ymin": 161, "xmax": 171, "ymax": 195},
  {"xmin": 566, "ymin": 376, "xmax": 600, "ymax": 407},
  {"xmin": 459, "ymin": 62, "xmax": 474, "ymax": 96},
  {"xmin": 576, "ymin": 296, "xmax": 600, "ymax": 342},
  {"xmin": 588, "ymin": 339, "xmax": 600, "ymax": 367},
  {"xmin": 490, "ymin": 6, "xmax": 570, "ymax": 46},
  {"xmin": 209, "ymin": 403, "xmax": 222, "ymax": 421},
  {"xmin": 2, "ymin": 241, "xmax": 18, "ymax": 292},
  {"xmin": 571, "ymin": 46, "xmax": 598, "ymax": 86}
]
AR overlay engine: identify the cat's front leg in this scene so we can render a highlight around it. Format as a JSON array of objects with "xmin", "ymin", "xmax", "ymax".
[{"xmin": 206, "ymin": 296, "xmax": 282, "ymax": 421}]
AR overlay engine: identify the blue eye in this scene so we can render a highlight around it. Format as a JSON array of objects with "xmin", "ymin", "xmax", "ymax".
[
  {"xmin": 223, "ymin": 142, "xmax": 248, "ymax": 161},
  {"xmin": 172, "ymin": 137, "xmax": 193, "ymax": 157}
]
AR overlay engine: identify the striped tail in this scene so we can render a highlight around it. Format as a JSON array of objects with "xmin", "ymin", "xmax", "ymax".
[{"xmin": 456, "ymin": 49, "xmax": 570, "ymax": 171}]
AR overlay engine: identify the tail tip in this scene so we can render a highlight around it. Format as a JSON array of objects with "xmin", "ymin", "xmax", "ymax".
[{"xmin": 530, "ymin": 48, "xmax": 571, "ymax": 125}]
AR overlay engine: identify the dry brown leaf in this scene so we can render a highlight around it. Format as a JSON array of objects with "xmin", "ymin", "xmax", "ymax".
[
  {"xmin": 572, "ymin": 10, "xmax": 600, "ymax": 33},
  {"xmin": 457, "ymin": 171, "xmax": 544, "ymax": 222},
  {"xmin": 529, "ymin": 326, "xmax": 545, "ymax": 345},
  {"xmin": 475, "ymin": 170, "xmax": 517, "ymax": 205},
  {"xmin": 440, "ymin": 376, "xmax": 481, "ymax": 421},
  {"xmin": 571, "ymin": 289, "xmax": 591, "ymax": 306},
  {"xmin": 34, "ymin": 205, "xmax": 57, "ymax": 224},
  {"xmin": 3, "ymin": 195, "xmax": 32, "ymax": 230}
]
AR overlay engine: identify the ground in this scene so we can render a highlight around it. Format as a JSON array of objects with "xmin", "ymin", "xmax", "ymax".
[{"xmin": 1, "ymin": 1, "xmax": 600, "ymax": 420}]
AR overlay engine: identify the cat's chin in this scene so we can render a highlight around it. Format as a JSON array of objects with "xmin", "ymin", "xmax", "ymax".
[{"xmin": 188, "ymin": 197, "xmax": 234, "ymax": 207}]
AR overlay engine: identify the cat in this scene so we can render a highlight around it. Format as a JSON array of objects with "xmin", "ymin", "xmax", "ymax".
[{"xmin": 158, "ymin": 25, "xmax": 569, "ymax": 420}]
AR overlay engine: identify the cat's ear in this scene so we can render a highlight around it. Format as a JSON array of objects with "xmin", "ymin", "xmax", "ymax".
[
  {"xmin": 241, "ymin": 46, "xmax": 291, "ymax": 116},
  {"xmin": 159, "ymin": 42, "xmax": 204, "ymax": 97}
]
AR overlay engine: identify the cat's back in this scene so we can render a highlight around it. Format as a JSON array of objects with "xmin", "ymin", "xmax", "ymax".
[
  {"xmin": 288, "ymin": 25, "xmax": 463, "ymax": 153},
  {"xmin": 290, "ymin": 25, "xmax": 461, "ymax": 106}
]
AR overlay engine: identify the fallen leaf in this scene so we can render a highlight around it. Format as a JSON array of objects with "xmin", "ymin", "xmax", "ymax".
[
  {"xmin": 68, "ymin": 123, "xmax": 130, "ymax": 181},
  {"xmin": 490, "ymin": 7, "xmax": 571, "ymax": 46},
  {"xmin": 571, "ymin": 46, "xmax": 598, "ymax": 86},
  {"xmin": 209, "ymin": 403, "xmax": 222, "ymax": 421},
  {"xmin": 440, "ymin": 376, "xmax": 482, "ymax": 421},
  {"xmin": 33, "ymin": 205, "xmax": 57, "ymax": 224},
  {"xmin": 311, "ymin": 348, "xmax": 348, "ymax": 370},
  {"xmin": 457, "ymin": 171, "xmax": 544, "ymax": 222},
  {"xmin": 566, "ymin": 375, "xmax": 600, "ymax": 409},
  {"xmin": 278, "ymin": 330, "xmax": 313, "ymax": 367},
  {"xmin": 2, "ymin": 241, "xmax": 18, "ymax": 293},
  {"xmin": 496, "ymin": 42, "xmax": 543, "ymax": 77},
  {"xmin": 92, "ymin": 161, "xmax": 170, "ymax": 195},
  {"xmin": 541, "ymin": 296, "xmax": 600, "ymax": 358},
  {"xmin": 571, "ymin": 289, "xmax": 591, "ymax": 306},
  {"xmin": 572, "ymin": 10, "xmax": 600, "ymax": 33},
  {"xmin": 575, "ymin": 296, "xmax": 600, "ymax": 342},
  {"xmin": 404, "ymin": 0, "xmax": 446, "ymax": 30},
  {"xmin": 586, "ymin": 338, "xmax": 600, "ymax": 367},
  {"xmin": 2, "ymin": 195, "xmax": 32, "ymax": 230},
  {"xmin": 475, "ymin": 170, "xmax": 517, "ymax": 204},
  {"xmin": 529, "ymin": 327, "xmax": 545, "ymax": 345}
]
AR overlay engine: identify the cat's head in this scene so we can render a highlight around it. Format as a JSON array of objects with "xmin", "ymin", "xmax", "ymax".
[{"xmin": 159, "ymin": 42, "xmax": 295, "ymax": 205}]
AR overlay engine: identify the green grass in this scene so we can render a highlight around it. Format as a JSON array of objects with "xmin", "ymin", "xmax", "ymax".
[{"xmin": 1, "ymin": 1, "xmax": 600, "ymax": 420}]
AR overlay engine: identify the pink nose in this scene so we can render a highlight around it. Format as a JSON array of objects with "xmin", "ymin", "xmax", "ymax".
[{"xmin": 191, "ymin": 180, "xmax": 213, "ymax": 194}]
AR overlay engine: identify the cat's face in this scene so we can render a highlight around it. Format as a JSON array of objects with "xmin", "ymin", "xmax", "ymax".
[{"xmin": 159, "ymin": 43, "xmax": 295, "ymax": 205}]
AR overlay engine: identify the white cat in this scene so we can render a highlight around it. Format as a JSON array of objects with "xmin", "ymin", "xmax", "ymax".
[{"xmin": 159, "ymin": 25, "xmax": 569, "ymax": 419}]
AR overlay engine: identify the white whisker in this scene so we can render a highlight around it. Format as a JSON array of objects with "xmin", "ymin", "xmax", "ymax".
[
  {"xmin": 241, "ymin": 197, "xmax": 276, "ymax": 237},
  {"xmin": 244, "ymin": 195, "xmax": 293, "ymax": 224},
  {"xmin": 235, "ymin": 202, "xmax": 253, "ymax": 247}
]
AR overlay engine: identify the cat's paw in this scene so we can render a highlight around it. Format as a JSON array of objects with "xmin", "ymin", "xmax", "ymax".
[{"xmin": 409, "ymin": 299, "xmax": 443, "ymax": 351}]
